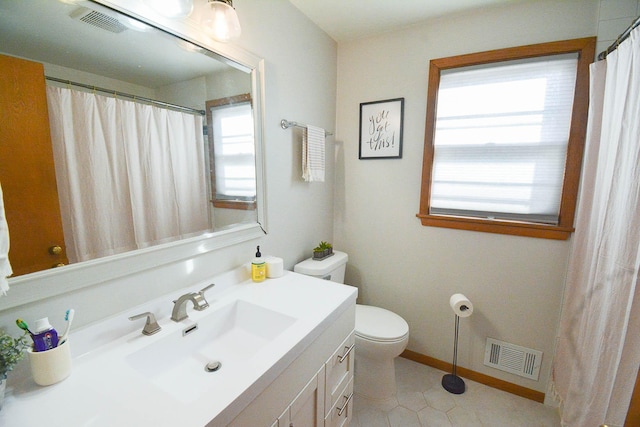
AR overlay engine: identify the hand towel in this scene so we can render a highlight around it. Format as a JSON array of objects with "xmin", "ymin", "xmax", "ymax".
[
  {"xmin": 302, "ymin": 125, "xmax": 325, "ymax": 182},
  {"xmin": 0, "ymin": 182, "xmax": 12, "ymax": 296}
]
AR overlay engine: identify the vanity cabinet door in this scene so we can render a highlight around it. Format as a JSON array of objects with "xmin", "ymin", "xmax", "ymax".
[
  {"xmin": 325, "ymin": 332, "xmax": 355, "ymax": 415},
  {"xmin": 278, "ymin": 366, "xmax": 325, "ymax": 427},
  {"xmin": 0, "ymin": 54, "xmax": 68, "ymax": 275}
]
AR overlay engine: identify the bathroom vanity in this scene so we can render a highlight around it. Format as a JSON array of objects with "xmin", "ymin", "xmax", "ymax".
[{"xmin": 0, "ymin": 270, "xmax": 356, "ymax": 426}]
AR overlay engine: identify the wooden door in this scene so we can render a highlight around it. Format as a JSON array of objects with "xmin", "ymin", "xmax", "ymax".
[
  {"xmin": 625, "ymin": 367, "xmax": 640, "ymax": 426},
  {"xmin": 0, "ymin": 54, "xmax": 67, "ymax": 276}
]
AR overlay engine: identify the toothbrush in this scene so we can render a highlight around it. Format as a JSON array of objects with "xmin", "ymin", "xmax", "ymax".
[
  {"xmin": 58, "ymin": 309, "xmax": 74, "ymax": 345},
  {"xmin": 16, "ymin": 318, "xmax": 36, "ymax": 346},
  {"xmin": 15, "ymin": 318, "xmax": 34, "ymax": 336}
]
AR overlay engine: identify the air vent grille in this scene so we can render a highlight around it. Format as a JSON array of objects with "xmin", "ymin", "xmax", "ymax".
[
  {"xmin": 70, "ymin": 8, "xmax": 127, "ymax": 34},
  {"xmin": 484, "ymin": 338, "xmax": 542, "ymax": 380}
]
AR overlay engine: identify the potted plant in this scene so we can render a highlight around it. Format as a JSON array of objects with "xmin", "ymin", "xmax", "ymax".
[
  {"xmin": 313, "ymin": 241, "xmax": 334, "ymax": 260},
  {"xmin": 0, "ymin": 331, "xmax": 29, "ymax": 410}
]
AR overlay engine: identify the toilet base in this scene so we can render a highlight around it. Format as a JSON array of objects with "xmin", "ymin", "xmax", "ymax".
[{"xmin": 354, "ymin": 355, "xmax": 397, "ymax": 400}]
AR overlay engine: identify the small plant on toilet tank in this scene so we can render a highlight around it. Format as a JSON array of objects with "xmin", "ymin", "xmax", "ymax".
[{"xmin": 313, "ymin": 241, "xmax": 333, "ymax": 260}]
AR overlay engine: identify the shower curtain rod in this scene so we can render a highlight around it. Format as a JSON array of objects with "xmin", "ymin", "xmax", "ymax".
[
  {"xmin": 45, "ymin": 76, "xmax": 206, "ymax": 116},
  {"xmin": 598, "ymin": 14, "xmax": 640, "ymax": 60}
]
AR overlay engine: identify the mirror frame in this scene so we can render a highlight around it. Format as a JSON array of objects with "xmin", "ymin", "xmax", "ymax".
[{"xmin": 0, "ymin": 0, "xmax": 267, "ymax": 310}]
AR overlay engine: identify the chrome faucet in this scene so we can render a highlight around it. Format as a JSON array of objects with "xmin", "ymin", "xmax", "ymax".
[
  {"xmin": 129, "ymin": 312, "xmax": 161, "ymax": 336},
  {"xmin": 171, "ymin": 283, "xmax": 215, "ymax": 321}
]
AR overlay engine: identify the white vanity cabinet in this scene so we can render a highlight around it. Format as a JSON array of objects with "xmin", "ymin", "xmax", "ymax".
[
  {"xmin": 324, "ymin": 333, "xmax": 355, "ymax": 427},
  {"xmin": 325, "ymin": 377, "xmax": 354, "ymax": 427},
  {"xmin": 277, "ymin": 366, "xmax": 325, "ymax": 427},
  {"xmin": 274, "ymin": 332, "xmax": 355, "ymax": 427},
  {"xmin": 325, "ymin": 333, "xmax": 355, "ymax": 412},
  {"xmin": 0, "ymin": 273, "xmax": 357, "ymax": 427},
  {"xmin": 228, "ymin": 302, "xmax": 356, "ymax": 427}
]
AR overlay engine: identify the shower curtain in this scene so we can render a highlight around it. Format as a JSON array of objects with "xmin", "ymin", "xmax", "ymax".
[
  {"xmin": 551, "ymin": 27, "xmax": 640, "ymax": 426},
  {"xmin": 46, "ymin": 86, "xmax": 209, "ymax": 262}
]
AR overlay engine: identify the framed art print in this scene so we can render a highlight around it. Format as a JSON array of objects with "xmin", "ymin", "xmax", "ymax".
[{"xmin": 359, "ymin": 98, "xmax": 404, "ymax": 159}]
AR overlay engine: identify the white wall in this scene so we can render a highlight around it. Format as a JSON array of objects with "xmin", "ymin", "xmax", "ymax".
[
  {"xmin": 596, "ymin": 0, "xmax": 640, "ymax": 54},
  {"xmin": 0, "ymin": 0, "xmax": 337, "ymax": 341},
  {"xmin": 334, "ymin": 0, "xmax": 600, "ymax": 393},
  {"xmin": 43, "ymin": 63, "xmax": 156, "ymax": 98}
]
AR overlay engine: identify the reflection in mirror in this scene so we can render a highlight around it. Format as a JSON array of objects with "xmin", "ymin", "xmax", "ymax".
[
  {"xmin": 207, "ymin": 93, "xmax": 257, "ymax": 223},
  {"xmin": 0, "ymin": 0, "xmax": 260, "ymax": 277}
]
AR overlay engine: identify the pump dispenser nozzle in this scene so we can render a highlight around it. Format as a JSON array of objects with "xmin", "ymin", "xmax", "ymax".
[{"xmin": 252, "ymin": 246, "xmax": 266, "ymax": 282}]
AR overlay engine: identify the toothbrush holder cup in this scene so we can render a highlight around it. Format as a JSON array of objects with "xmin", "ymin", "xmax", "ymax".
[{"xmin": 27, "ymin": 340, "xmax": 72, "ymax": 386}]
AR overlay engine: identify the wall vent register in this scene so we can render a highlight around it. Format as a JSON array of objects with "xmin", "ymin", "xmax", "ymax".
[{"xmin": 484, "ymin": 337, "xmax": 542, "ymax": 381}]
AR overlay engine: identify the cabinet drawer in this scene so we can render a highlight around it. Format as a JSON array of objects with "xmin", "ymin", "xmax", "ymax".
[
  {"xmin": 325, "ymin": 331, "xmax": 355, "ymax": 414},
  {"xmin": 325, "ymin": 377, "xmax": 354, "ymax": 427}
]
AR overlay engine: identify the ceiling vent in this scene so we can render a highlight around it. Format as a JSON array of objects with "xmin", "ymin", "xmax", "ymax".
[{"xmin": 70, "ymin": 7, "xmax": 127, "ymax": 34}]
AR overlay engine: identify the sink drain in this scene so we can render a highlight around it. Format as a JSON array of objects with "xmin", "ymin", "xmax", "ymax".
[{"xmin": 205, "ymin": 361, "xmax": 222, "ymax": 372}]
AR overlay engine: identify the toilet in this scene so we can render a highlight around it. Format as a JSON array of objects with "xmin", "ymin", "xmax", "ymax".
[{"xmin": 294, "ymin": 251, "xmax": 409, "ymax": 399}]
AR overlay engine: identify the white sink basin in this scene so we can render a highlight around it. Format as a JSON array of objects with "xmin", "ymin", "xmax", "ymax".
[{"xmin": 125, "ymin": 299, "xmax": 297, "ymax": 403}]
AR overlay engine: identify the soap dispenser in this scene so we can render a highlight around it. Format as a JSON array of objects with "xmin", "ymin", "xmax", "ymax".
[{"xmin": 251, "ymin": 246, "xmax": 266, "ymax": 282}]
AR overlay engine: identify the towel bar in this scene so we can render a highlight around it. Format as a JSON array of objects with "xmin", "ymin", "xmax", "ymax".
[{"xmin": 280, "ymin": 119, "xmax": 333, "ymax": 137}]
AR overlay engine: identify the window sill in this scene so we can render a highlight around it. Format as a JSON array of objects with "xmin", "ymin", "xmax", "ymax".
[
  {"xmin": 416, "ymin": 213, "xmax": 573, "ymax": 240},
  {"xmin": 213, "ymin": 200, "xmax": 256, "ymax": 211}
]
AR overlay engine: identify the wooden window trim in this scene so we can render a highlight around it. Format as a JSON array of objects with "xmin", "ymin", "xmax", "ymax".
[
  {"xmin": 206, "ymin": 93, "xmax": 256, "ymax": 211},
  {"xmin": 212, "ymin": 199, "xmax": 256, "ymax": 210},
  {"xmin": 417, "ymin": 37, "xmax": 597, "ymax": 240}
]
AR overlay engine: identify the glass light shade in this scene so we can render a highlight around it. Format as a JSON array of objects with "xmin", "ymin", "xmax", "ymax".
[
  {"xmin": 148, "ymin": 0, "xmax": 194, "ymax": 19},
  {"xmin": 125, "ymin": 17, "xmax": 152, "ymax": 32},
  {"xmin": 205, "ymin": 1, "xmax": 241, "ymax": 42}
]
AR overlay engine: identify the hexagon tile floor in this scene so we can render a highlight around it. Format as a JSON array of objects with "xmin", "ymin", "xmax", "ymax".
[{"xmin": 351, "ymin": 357, "xmax": 561, "ymax": 427}]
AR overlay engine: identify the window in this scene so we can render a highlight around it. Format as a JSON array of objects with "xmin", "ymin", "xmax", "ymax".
[
  {"xmin": 206, "ymin": 94, "xmax": 256, "ymax": 210},
  {"xmin": 418, "ymin": 38, "xmax": 596, "ymax": 240}
]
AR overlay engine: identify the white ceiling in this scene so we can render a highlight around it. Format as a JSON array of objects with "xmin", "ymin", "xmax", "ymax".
[
  {"xmin": 287, "ymin": 0, "xmax": 520, "ymax": 42},
  {"xmin": 0, "ymin": 0, "xmax": 234, "ymax": 87}
]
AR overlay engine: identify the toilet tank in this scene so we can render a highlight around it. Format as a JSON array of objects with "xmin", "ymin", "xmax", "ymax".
[{"xmin": 294, "ymin": 251, "xmax": 348, "ymax": 283}]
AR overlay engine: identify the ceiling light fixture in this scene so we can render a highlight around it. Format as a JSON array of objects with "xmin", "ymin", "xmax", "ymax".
[
  {"xmin": 149, "ymin": 0, "xmax": 194, "ymax": 19},
  {"xmin": 204, "ymin": 0, "xmax": 241, "ymax": 42}
]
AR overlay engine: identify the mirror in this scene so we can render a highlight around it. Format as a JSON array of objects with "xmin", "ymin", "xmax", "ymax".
[{"xmin": 0, "ymin": 0, "xmax": 265, "ymax": 283}]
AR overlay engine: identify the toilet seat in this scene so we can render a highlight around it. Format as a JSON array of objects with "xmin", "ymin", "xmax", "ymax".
[{"xmin": 355, "ymin": 304, "xmax": 409, "ymax": 343}]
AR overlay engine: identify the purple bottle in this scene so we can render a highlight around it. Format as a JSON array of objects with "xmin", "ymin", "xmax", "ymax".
[{"xmin": 32, "ymin": 317, "xmax": 59, "ymax": 352}]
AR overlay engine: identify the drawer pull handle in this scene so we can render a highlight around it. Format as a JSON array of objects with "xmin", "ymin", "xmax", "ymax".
[
  {"xmin": 338, "ymin": 343, "xmax": 355, "ymax": 363},
  {"xmin": 337, "ymin": 392, "xmax": 353, "ymax": 416}
]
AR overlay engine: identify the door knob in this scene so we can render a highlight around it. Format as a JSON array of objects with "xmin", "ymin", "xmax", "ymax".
[{"xmin": 48, "ymin": 245, "xmax": 63, "ymax": 255}]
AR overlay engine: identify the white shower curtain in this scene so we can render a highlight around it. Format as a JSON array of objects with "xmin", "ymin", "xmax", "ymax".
[
  {"xmin": 551, "ymin": 27, "xmax": 640, "ymax": 426},
  {"xmin": 47, "ymin": 86, "xmax": 209, "ymax": 262}
]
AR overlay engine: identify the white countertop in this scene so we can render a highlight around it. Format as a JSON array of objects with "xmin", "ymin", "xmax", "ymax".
[{"xmin": 0, "ymin": 270, "xmax": 357, "ymax": 427}]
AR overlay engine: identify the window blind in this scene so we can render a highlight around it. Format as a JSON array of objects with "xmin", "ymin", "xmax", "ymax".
[
  {"xmin": 430, "ymin": 54, "xmax": 578, "ymax": 224},
  {"xmin": 210, "ymin": 102, "xmax": 256, "ymax": 200}
]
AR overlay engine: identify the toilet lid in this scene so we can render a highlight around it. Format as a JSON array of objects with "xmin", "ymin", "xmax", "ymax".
[{"xmin": 355, "ymin": 305, "xmax": 409, "ymax": 342}]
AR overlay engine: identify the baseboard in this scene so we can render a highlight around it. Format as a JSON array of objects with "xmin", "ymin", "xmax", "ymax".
[{"xmin": 401, "ymin": 349, "xmax": 545, "ymax": 403}]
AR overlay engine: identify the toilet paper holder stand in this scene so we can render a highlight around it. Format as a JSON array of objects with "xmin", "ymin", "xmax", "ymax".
[{"xmin": 442, "ymin": 304, "xmax": 470, "ymax": 395}]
